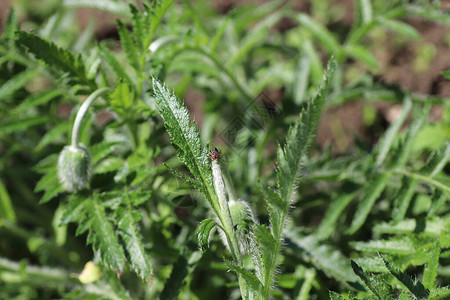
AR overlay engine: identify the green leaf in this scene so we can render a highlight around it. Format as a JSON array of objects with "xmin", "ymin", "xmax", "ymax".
[
  {"xmin": 0, "ymin": 70, "xmax": 38, "ymax": 101},
  {"xmin": 291, "ymin": 56, "xmax": 310, "ymax": 105},
  {"xmin": 316, "ymin": 193, "xmax": 355, "ymax": 240},
  {"xmin": 116, "ymin": 20, "xmax": 140, "ymax": 70},
  {"xmin": 443, "ymin": 70, "xmax": 450, "ymax": 79},
  {"xmin": 0, "ymin": 115, "xmax": 49, "ymax": 136},
  {"xmin": 329, "ymin": 291, "xmax": 344, "ymax": 300},
  {"xmin": 351, "ymin": 238, "xmax": 415, "ymax": 255},
  {"xmin": 375, "ymin": 97, "xmax": 412, "ymax": 167},
  {"xmin": 99, "ymin": 44, "xmax": 134, "ymax": 86},
  {"xmin": 59, "ymin": 194, "xmax": 86, "ymax": 226},
  {"xmin": 63, "ymin": 0, "xmax": 131, "ymax": 18},
  {"xmin": 16, "ymin": 31, "xmax": 94, "ymax": 88},
  {"xmin": 429, "ymin": 287, "xmax": 450, "ymax": 300},
  {"xmin": 152, "ymin": 78, "xmax": 219, "ymax": 216},
  {"xmin": 379, "ymin": 18, "xmax": 421, "ymax": 40},
  {"xmin": 406, "ymin": 5, "xmax": 450, "ymax": 26},
  {"xmin": 160, "ymin": 248, "xmax": 202, "ymax": 300},
  {"xmin": 2, "ymin": 9, "xmax": 18, "ymax": 42},
  {"xmin": 13, "ymin": 88, "xmax": 61, "ymax": 114},
  {"xmin": 0, "ymin": 180, "xmax": 16, "ymax": 223},
  {"xmin": 85, "ymin": 195, "xmax": 126, "ymax": 273},
  {"xmin": 225, "ymin": 260, "xmax": 263, "ymax": 294},
  {"xmin": 374, "ymin": 218, "xmax": 446, "ymax": 236},
  {"xmin": 355, "ymin": 0, "xmax": 372, "ymax": 25},
  {"xmin": 382, "ymin": 256, "xmax": 429, "ymax": 299},
  {"xmin": 109, "ymin": 80, "xmax": 135, "ymax": 114},
  {"xmin": 36, "ymin": 121, "xmax": 71, "ymax": 152},
  {"xmin": 351, "ymin": 260, "xmax": 394, "ymax": 300},
  {"xmin": 293, "ymin": 14, "xmax": 343, "ymax": 57},
  {"xmin": 346, "ymin": 172, "xmax": 391, "ymax": 235},
  {"xmin": 262, "ymin": 59, "xmax": 335, "ymax": 296},
  {"xmin": 197, "ymin": 218, "xmax": 218, "ymax": 252},
  {"xmin": 392, "ymin": 177, "xmax": 417, "ymax": 224},
  {"xmin": 287, "ymin": 233, "xmax": 359, "ymax": 284},
  {"xmin": 116, "ymin": 206, "xmax": 152, "ymax": 282},
  {"xmin": 422, "ymin": 241, "xmax": 440, "ymax": 290},
  {"xmin": 253, "ymin": 224, "xmax": 276, "ymax": 287},
  {"xmin": 344, "ymin": 44, "xmax": 378, "ymax": 69}
]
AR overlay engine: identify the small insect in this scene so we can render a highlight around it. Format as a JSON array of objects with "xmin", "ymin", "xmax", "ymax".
[{"xmin": 209, "ymin": 147, "xmax": 221, "ymax": 161}]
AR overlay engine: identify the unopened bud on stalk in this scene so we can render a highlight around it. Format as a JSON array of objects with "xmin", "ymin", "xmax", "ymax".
[
  {"xmin": 57, "ymin": 88, "xmax": 110, "ymax": 192},
  {"xmin": 58, "ymin": 145, "xmax": 91, "ymax": 192}
]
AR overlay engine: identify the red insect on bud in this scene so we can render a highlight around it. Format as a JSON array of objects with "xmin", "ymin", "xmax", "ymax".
[{"xmin": 209, "ymin": 147, "xmax": 221, "ymax": 161}]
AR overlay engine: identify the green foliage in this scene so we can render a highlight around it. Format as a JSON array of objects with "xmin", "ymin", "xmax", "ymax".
[{"xmin": 1, "ymin": 0, "xmax": 449, "ymax": 299}]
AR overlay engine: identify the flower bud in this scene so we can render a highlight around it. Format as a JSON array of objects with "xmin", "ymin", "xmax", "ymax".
[{"xmin": 58, "ymin": 145, "xmax": 91, "ymax": 192}]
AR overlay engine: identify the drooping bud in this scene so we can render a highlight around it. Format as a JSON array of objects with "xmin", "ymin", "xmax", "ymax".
[{"xmin": 58, "ymin": 145, "xmax": 91, "ymax": 192}]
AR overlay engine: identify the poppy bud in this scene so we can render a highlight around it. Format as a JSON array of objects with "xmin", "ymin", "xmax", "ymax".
[{"xmin": 58, "ymin": 145, "xmax": 91, "ymax": 192}]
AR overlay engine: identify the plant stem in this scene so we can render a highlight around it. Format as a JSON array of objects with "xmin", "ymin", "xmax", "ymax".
[
  {"xmin": 211, "ymin": 159, "xmax": 249, "ymax": 299},
  {"xmin": 71, "ymin": 88, "xmax": 110, "ymax": 147}
]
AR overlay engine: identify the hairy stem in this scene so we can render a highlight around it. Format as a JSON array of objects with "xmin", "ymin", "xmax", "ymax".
[{"xmin": 71, "ymin": 88, "xmax": 110, "ymax": 147}]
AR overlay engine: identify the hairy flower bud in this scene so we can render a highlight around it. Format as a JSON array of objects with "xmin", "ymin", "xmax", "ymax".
[{"xmin": 58, "ymin": 145, "xmax": 91, "ymax": 192}]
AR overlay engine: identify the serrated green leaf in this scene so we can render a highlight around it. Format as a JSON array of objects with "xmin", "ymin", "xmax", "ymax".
[
  {"xmin": 117, "ymin": 206, "xmax": 152, "ymax": 282},
  {"xmin": 16, "ymin": 31, "xmax": 94, "ymax": 88},
  {"xmin": 85, "ymin": 196, "xmax": 126, "ymax": 273},
  {"xmin": 381, "ymin": 256, "xmax": 429, "ymax": 299},
  {"xmin": 99, "ymin": 44, "xmax": 134, "ymax": 86},
  {"xmin": 116, "ymin": 20, "xmax": 140, "ymax": 70},
  {"xmin": 0, "ymin": 69, "xmax": 38, "ymax": 101},
  {"xmin": 152, "ymin": 78, "xmax": 219, "ymax": 215},
  {"xmin": 351, "ymin": 260, "xmax": 394, "ymax": 300},
  {"xmin": 2, "ymin": 9, "xmax": 18, "ymax": 42},
  {"xmin": 329, "ymin": 291, "xmax": 344, "ymax": 300},
  {"xmin": 253, "ymin": 224, "xmax": 276, "ymax": 287},
  {"xmin": 429, "ymin": 287, "xmax": 450, "ymax": 300},
  {"xmin": 197, "ymin": 218, "xmax": 218, "ymax": 252},
  {"xmin": 59, "ymin": 194, "xmax": 86, "ymax": 226},
  {"xmin": 261, "ymin": 59, "xmax": 335, "ymax": 297},
  {"xmin": 423, "ymin": 241, "xmax": 440, "ymax": 290}
]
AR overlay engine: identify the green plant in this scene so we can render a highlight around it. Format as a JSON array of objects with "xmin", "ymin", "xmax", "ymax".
[{"xmin": 0, "ymin": 0, "xmax": 449, "ymax": 299}]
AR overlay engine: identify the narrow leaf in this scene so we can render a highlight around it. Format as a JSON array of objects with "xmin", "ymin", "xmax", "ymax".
[
  {"xmin": 316, "ymin": 193, "xmax": 355, "ymax": 240},
  {"xmin": 0, "ymin": 70, "xmax": 38, "ymax": 101},
  {"xmin": 346, "ymin": 172, "xmax": 391, "ymax": 235},
  {"xmin": 0, "ymin": 180, "xmax": 16, "ymax": 223}
]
